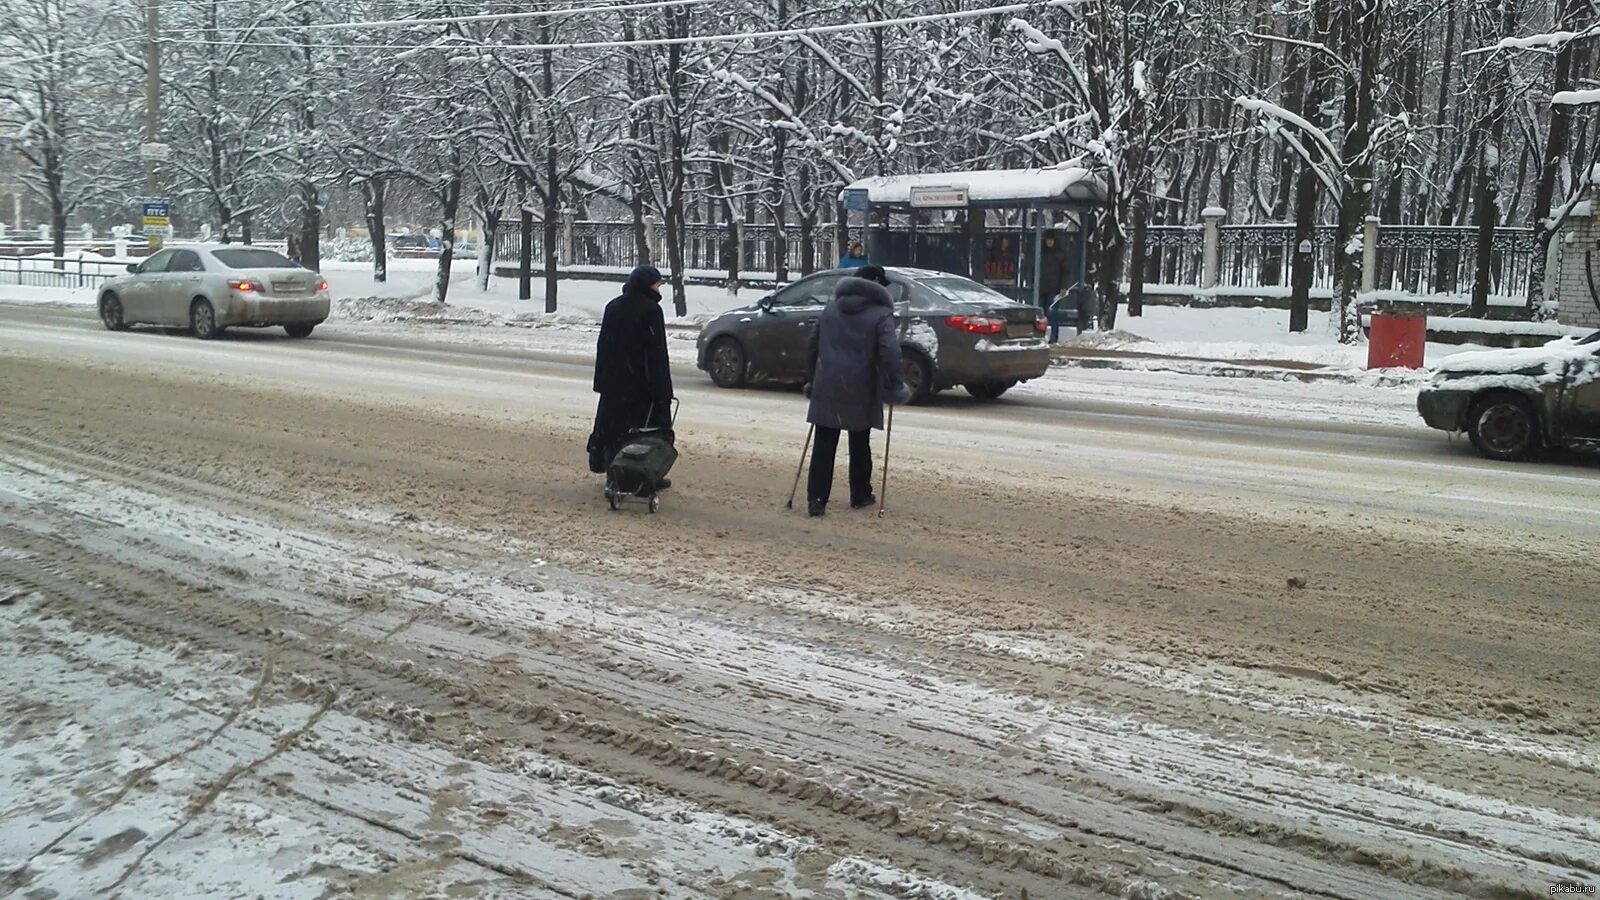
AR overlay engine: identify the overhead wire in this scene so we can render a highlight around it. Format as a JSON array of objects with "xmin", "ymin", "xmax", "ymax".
[
  {"xmin": 159, "ymin": 2, "xmax": 1049, "ymax": 54},
  {"xmin": 166, "ymin": 0, "xmax": 718, "ymax": 34}
]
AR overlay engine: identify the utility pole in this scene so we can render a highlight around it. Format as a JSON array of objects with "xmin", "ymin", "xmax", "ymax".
[{"xmin": 144, "ymin": 0, "xmax": 163, "ymax": 249}]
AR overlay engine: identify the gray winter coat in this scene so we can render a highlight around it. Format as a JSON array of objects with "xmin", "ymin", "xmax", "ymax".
[{"xmin": 805, "ymin": 276, "xmax": 911, "ymax": 432}]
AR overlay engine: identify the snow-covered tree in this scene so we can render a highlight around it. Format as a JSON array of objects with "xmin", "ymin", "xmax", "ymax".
[{"xmin": 0, "ymin": 0, "xmax": 139, "ymax": 257}]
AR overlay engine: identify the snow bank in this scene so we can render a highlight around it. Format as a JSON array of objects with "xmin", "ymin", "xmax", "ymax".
[{"xmin": 1061, "ymin": 306, "xmax": 1511, "ymax": 371}]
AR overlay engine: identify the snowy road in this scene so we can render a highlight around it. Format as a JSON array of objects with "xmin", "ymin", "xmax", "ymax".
[{"xmin": 2, "ymin": 303, "xmax": 1598, "ymax": 898}]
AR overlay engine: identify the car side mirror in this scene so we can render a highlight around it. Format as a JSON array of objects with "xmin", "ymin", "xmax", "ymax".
[
  {"xmin": 758, "ymin": 296, "xmax": 774, "ymax": 313},
  {"xmin": 126, "ymin": 263, "xmax": 140, "ymax": 274}
]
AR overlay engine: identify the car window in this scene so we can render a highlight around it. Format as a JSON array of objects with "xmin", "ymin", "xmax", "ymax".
[
  {"xmin": 137, "ymin": 249, "xmax": 177, "ymax": 274},
  {"xmin": 774, "ymin": 274, "xmax": 843, "ymax": 308},
  {"xmin": 1581, "ymin": 330, "xmax": 1600, "ymax": 345},
  {"xmin": 167, "ymin": 251, "xmax": 204, "ymax": 273},
  {"xmin": 211, "ymin": 248, "xmax": 300, "ymax": 269},
  {"xmin": 917, "ymin": 275, "xmax": 1016, "ymax": 305}
]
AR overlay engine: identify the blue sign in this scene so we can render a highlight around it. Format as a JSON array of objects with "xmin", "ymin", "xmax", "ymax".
[
  {"xmin": 843, "ymin": 188, "xmax": 870, "ymax": 213},
  {"xmin": 141, "ymin": 199, "xmax": 169, "ymax": 219}
]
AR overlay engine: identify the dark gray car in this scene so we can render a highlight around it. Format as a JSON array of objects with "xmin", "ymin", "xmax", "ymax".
[{"xmin": 695, "ymin": 267, "xmax": 1050, "ymax": 402}]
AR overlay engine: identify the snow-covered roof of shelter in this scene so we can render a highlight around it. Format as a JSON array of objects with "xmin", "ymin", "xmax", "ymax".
[{"xmin": 843, "ymin": 166, "xmax": 1107, "ymax": 206}]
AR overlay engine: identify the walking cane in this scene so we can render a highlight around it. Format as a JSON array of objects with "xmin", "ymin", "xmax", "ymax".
[
  {"xmin": 877, "ymin": 405, "xmax": 894, "ymax": 518},
  {"xmin": 786, "ymin": 424, "xmax": 815, "ymax": 509}
]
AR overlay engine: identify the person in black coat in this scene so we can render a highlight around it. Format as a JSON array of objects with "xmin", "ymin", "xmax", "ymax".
[
  {"xmin": 589, "ymin": 265, "xmax": 674, "ymax": 480},
  {"xmin": 802, "ymin": 269, "xmax": 911, "ymax": 517},
  {"xmin": 1037, "ymin": 231, "xmax": 1071, "ymax": 307}
]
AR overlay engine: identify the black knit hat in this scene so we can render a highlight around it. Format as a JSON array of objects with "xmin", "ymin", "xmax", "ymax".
[{"xmin": 855, "ymin": 264, "xmax": 890, "ymax": 286}]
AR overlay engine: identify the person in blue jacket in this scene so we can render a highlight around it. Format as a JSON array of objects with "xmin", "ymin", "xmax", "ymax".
[{"xmin": 839, "ymin": 241, "xmax": 869, "ymax": 269}]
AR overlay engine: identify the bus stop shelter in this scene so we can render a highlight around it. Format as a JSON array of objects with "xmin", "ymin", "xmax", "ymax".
[{"xmin": 839, "ymin": 166, "xmax": 1109, "ymax": 308}]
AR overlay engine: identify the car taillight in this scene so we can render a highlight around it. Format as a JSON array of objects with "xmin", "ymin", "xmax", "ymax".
[
  {"xmin": 944, "ymin": 315, "xmax": 1005, "ymax": 335},
  {"xmin": 315, "ymin": 279, "xmax": 329, "ymax": 292},
  {"xmin": 228, "ymin": 279, "xmax": 264, "ymax": 293},
  {"xmin": 1034, "ymin": 317, "xmax": 1047, "ymax": 333}
]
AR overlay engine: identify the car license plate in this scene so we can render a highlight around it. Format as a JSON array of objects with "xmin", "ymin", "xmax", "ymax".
[{"xmin": 1006, "ymin": 323, "xmax": 1034, "ymax": 339}]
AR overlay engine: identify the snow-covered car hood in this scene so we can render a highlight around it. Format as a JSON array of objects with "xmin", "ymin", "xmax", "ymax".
[{"xmin": 1434, "ymin": 334, "xmax": 1599, "ymax": 376}]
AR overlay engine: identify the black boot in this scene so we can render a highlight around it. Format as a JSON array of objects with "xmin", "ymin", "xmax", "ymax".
[
  {"xmin": 807, "ymin": 500, "xmax": 826, "ymax": 517},
  {"xmin": 850, "ymin": 493, "xmax": 877, "ymax": 510}
]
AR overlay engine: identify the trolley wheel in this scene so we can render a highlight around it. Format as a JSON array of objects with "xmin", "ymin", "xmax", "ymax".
[
  {"xmin": 648, "ymin": 495, "xmax": 660, "ymax": 514},
  {"xmin": 606, "ymin": 489, "xmax": 620, "ymax": 511}
]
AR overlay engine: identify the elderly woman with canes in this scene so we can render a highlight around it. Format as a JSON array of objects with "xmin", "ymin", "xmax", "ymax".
[{"xmin": 790, "ymin": 265, "xmax": 910, "ymax": 518}]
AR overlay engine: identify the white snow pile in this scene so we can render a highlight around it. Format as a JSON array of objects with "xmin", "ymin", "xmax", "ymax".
[
  {"xmin": 333, "ymin": 295, "xmax": 495, "ymax": 325},
  {"xmin": 322, "ymin": 236, "xmax": 374, "ymax": 263},
  {"xmin": 1062, "ymin": 329, "xmax": 1153, "ymax": 351}
]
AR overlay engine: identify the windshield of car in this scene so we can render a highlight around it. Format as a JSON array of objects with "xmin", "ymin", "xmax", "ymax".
[
  {"xmin": 915, "ymin": 275, "xmax": 1015, "ymax": 306},
  {"xmin": 211, "ymin": 249, "xmax": 300, "ymax": 269}
]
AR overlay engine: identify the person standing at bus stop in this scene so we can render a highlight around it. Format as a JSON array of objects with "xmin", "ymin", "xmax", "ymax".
[
  {"xmin": 839, "ymin": 240, "xmax": 869, "ymax": 269},
  {"xmin": 1037, "ymin": 231, "xmax": 1072, "ymax": 343}
]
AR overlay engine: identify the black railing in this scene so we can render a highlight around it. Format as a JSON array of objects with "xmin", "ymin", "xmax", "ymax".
[
  {"xmin": 0, "ymin": 255, "xmax": 130, "ymax": 289},
  {"xmin": 1375, "ymin": 225, "xmax": 1536, "ymax": 299}
]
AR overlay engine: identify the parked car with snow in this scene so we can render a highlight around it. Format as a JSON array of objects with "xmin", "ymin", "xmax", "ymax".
[
  {"xmin": 1417, "ymin": 331, "xmax": 1600, "ymax": 460},
  {"xmin": 696, "ymin": 267, "xmax": 1050, "ymax": 402},
  {"xmin": 97, "ymin": 245, "xmax": 331, "ymax": 340}
]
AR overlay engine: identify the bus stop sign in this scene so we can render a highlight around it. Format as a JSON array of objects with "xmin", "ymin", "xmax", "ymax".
[{"xmin": 843, "ymin": 188, "xmax": 869, "ymax": 213}]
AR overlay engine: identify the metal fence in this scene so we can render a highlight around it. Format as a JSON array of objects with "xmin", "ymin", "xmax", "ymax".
[
  {"xmin": 1141, "ymin": 225, "xmax": 1206, "ymax": 287},
  {"xmin": 495, "ymin": 220, "xmax": 838, "ymax": 277},
  {"xmin": 1143, "ymin": 222, "xmax": 1537, "ymax": 298},
  {"xmin": 0, "ymin": 255, "xmax": 130, "ymax": 289},
  {"xmin": 1374, "ymin": 225, "xmax": 1536, "ymax": 298},
  {"xmin": 1219, "ymin": 225, "xmax": 1343, "ymax": 290}
]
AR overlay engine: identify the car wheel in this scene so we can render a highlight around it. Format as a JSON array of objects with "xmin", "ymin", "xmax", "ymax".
[
  {"xmin": 190, "ymin": 299, "xmax": 223, "ymax": 340},
  {"xmin": 707, "ymin": 337, "xmax": 748, "ymax": 388},
  {"xmin": 99, "ymin": 293, "xmax": 128, "ymax": 331},
  {"xmin": 1467, "ymin": 393, "xmax": 1539, "ymax": 461},
  {"xmin": 901, "ymin": 349, "xmax": 934, "ymax": 405},
  {"xmin": 965, "ymin": 380, "xmax": 1016, "ymax": 401},
  {"xmin": 284, "ymin": 323, "xmax": 315, "ymax": 339}
]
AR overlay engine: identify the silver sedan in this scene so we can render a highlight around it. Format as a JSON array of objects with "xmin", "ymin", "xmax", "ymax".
[{"xmin": 97, "ymin": 245, "xmax": 332, "ymax": 339}]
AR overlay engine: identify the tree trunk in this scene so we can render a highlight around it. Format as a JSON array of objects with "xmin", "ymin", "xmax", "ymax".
[
  {"xmin": 297, "ymin": 6, "xmax": 321, "ymax": 274},
  {"xmin": 1333, "ymin": 0, "xmax": 1383, "ymax": 344},
  {"xmin": 1289, "ymin": 0, "xmax": 1332, "ymax": 333},
  {"xmin": 1470, "ymin": 0, "xmax": 1519, "ymax": 317},
  {"xmin": 665, "ymin": 4, "xmax": 689, "ymax": 316},
  {"xmin": 300, "ymin": 183, "xmax": 321, "ymax": 274},
  {"xmin": 435, "ymin": 144, "xmax": 462, "ymax": 305},
  {"xmin": 772, "ymin": 129, "xmax": 789, "ymax": 284},
  {"xmin": 542, "ymin": 34, "xmax": 559, "ymax": 314},
  {"xmin": 1426, "ymin": 0, "xmax": 1460, "ymax": 224},
  {"xmin": 1529, "ymin": 0, "xmax": 1580, "ymax": 311},
  {"xmin": 478, "ymin": 208, "xmax": 501, "ymax": 293},
  {"xmin": 364, "ymin": 177, "xmax": 387, "ymax": 283},
  {"xmin": 518, "ymin": 176, "xmax": 533, "ymax": 302},
  {"xmin": 1128, "ymin": 196, "xmax": 1147, "ymax": 317}
]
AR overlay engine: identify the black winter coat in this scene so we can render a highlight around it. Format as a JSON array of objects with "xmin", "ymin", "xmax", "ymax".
[
  {"xmin": 589, "ymin": 268, "xmax": 673, "ymax": 470},
  {"xmin": 805, "ymin": 276, "xmax": 910, "ymax": 432},
  {"xmin": 1038, "ymin": 239, "xmax": 1071, "ymax": 301},
  {"xmin": 594, "ymin": 269, "xmax": 673, "ymax": 409}
]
